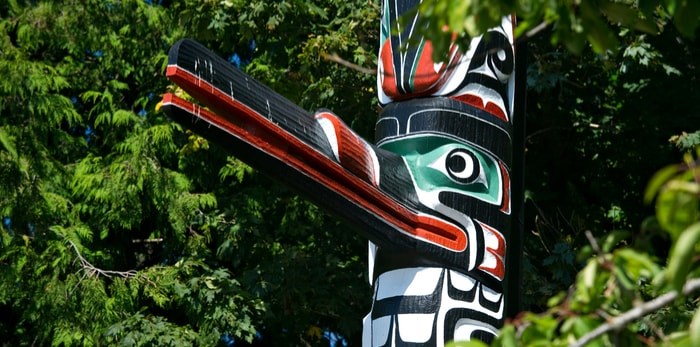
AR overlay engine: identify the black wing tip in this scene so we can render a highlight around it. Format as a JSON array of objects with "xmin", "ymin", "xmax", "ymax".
[
  {"xmin": 157, "ymin": 101, "xmax": 179, "ymax": 121},
  {"xmin": 167, "ymin": 38, "xmax": 203, "ymax": 65},
  {"xmin": 160, "ymin": 101, "xmax": 203, "ymax": 129},
  {"xmin": 167, "ymin": 39, "xmax": 185, "ymax": 65}
]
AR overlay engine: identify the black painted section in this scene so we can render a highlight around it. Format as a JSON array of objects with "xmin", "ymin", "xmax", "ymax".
[
  {"xmin": 376, "ymin": 98, "xmax": 512, "ymax": 167},
  {"xmin": 162, "ymin": 101, "xmax": 413, "ymax": 252},
  {"xmin": 504, "ymin": 36, "xmax": 527, "ymax": 319},
  {"xmin": 166, "ymin": 39, "xmax": 497, "ymax": 278},
  {"xmin": 168, "ymin": 39, "xmax": 336, "ymax": 159}
]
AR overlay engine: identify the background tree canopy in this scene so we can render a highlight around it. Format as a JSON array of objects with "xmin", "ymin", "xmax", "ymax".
[{"xmin": 0, "ymin": 0, "xmax": 698, "ymax": 346}]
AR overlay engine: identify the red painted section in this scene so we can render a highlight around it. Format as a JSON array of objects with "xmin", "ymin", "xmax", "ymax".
[
  {"xmin": 415, "ymin": 215, "xmax": 467, "ymax": 252},
  {"xmin": 477, "ymin": 221, "xmax": 506, "ymax": 281},
  {"xmin": 412, "ymin": 41, "xmax": 453, "ymax": 94},
  {"xmin": 499, "ymin": 161, "xmax": 511, "ymax": 214},
  {"xmin": 380, "ymin": 40, "xmax": 462, "ymax": 101},
  {"xmin": 451, "ymin": 94, "xmax": 508, "ymax": 122},
  {"xmin": 315, "ymin": 111, "xmax": 377, "ymax": 186},
  {"xmin": 379, "ymin": 41, "xmax": 399, "ymax": 98},
  {"xmin": 163, "ymin": 67, "xmax": 469, "ymax": 253}
]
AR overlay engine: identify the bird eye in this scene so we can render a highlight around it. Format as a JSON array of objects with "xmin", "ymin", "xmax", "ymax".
[{"xmin": 445, "ymin": 149, "xmax": 480, "ymax": 184}]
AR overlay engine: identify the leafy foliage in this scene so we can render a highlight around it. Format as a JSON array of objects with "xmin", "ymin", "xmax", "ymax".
[
  {"xmin": 1, "ymin": 0, "xmax": 373, "ymax": 345},
  {"xmin": 450, "ymin": 151, "xmax": 700, "ymax": 347},
  {"xmin": 1, "ymin": 0, "xmax": 699, "ymax": 346},
  {"xmin": 414, "ymin": 0, "xmax": 700, "ymax": 57}
]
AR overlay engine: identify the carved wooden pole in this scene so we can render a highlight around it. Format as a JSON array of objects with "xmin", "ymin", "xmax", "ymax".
[
  {"xmin": 364, "ymin": 1, "xmax": 518, "ymax": 344},
  {"xmin": 160, "ymin": 2, "xmax": 523, "ymax": 346}
]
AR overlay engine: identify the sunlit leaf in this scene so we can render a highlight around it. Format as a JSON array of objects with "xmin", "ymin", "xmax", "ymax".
[
  {"xmin": 665, "ymin": 222, "xmax": 700, "ymax": 291},
  {"xmin": 645, "ymin": 164, "xmax": 681, "ymax": 204}
]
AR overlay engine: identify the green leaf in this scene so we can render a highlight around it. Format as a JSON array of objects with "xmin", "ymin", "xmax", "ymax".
[
  {"xmin": 562, "ymin": 316, "xmax": 603, "ymax": 345},
  {"xmin": 519, "ymin": 312, "xmax": 559, "ymax": 342},
  {"xmin": 492, "ymin": 324, "xmax": 517, "ymax": 347},
  {"xmin": 613, "ymin": 248, "xmax": 661, "ymax": 289},
  {"xmin": 638, "ymin": 0, "xmax": 661, "ymax": 17},
  {"xmin": 580, "ymin": 1, "xmax": 619, "ymax": 53},
  {"xmin": 0, "ymin": 127, "xmax": 17, "ymax": 159},
  {"xmin": 691, "ymin": 308, "xmax": 700, "ymax": 347},
  {"xmin": 672, "ymin": 0, "xmax": 700, "ymax": 38},
  {"xmin": 656, "ymin": 185, "xmax": 699, "ymax": 239},
  {"xmin": 665, "ymin": 222, "xmax": 700, "ymax": 291},
  {"xmin": 446, "ymin": 339, "xmax": 489, "ymax": 347},
  {"xmin": 600, "ymin": 1, "xmax": 659, "ymax": 34},
  {"xmin": 645, "ymin": 164, "xmax": 681, "ymax": 204},
  {"xmin": 601, "ymin": 230, "xmax": 630, "ymax": 252},
  {"xmin": 606, "ymin": 205, "xmax": 625, "ymax": 223},
  {"xmin": 669, "ymin": 131, "xmax": 700, "ymax": 151}
]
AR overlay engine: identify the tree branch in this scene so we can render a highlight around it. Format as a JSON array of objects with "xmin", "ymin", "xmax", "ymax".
[
  {"xmin": 584, "ymin": 230, "xmax": 602, "ymax": 257},
  {"xmin": 131, "ymin": 238, "xmax": 164, "ymax": 243},
  {"xmin": 67, "ymin": 240, "xmax": 139, "ymax": 279},
  {"xmin": 519, "ymin": 21, "xmax": 549, "ymax": 42},
  {"xmin": 571, "ymin": 278, "xmax": 700, "ymax": 347},
  {"xmin": 321, "ymin": 52, "xmax": 376, "ymax": 75}
]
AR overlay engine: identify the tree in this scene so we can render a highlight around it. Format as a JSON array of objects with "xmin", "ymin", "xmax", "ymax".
[
  {"xmin": 1, "ymin": 0, "xmax": 377, "ymax": 345},
  {"xmin": 414, "ymin": 0, "xmax": 700, "ymax": 55},
  {"xmin": 429, "ymin": 1, "xmax": 700, "ymax": 346},
  {"xmin": 0, "ymin": 0, "xmax": 698, "ymax": 346}
]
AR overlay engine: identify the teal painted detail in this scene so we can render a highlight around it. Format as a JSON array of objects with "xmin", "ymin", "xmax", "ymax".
[
  {"xmin": 408, "ymin": 40, "xmax": 426, "ymax": 92},
  {"xmin": 380, "ymin": 0, "xmax": 390, "ymax": 45},
  {"xmin": 381, "ymin": 135, "xmax": 502, "ymax": 205}
]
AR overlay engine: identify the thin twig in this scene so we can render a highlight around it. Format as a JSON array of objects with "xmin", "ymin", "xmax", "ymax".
[
  {"xmin": 518, "ymin": 21, "xmax": 549, "ymax": 42},
  {"xmin": 571, "ymin": 278, "xmax": 700, "ymax": 347},
  {"xmin": 132, "ymin": 238, "xmax": 164, "ymax": 243},
  {"xmin": 526, "ymin": 126, "xmax": 574, "ymax": 141},
  {"xmin": 67, "ymin": 240, "xmax": 141, "ymax": 280},
  {"xmin": 584, "ymin": 230, "xmax": 603, "ymax": 257},
  {"xmin": 321, "ymin": 52, "xmax": 376, "ymax": 75}
]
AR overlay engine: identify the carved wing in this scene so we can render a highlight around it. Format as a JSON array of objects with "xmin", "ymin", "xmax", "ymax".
[{"xmin": 161, "ymin": 39, "xmax": 502, "ymax": 287}]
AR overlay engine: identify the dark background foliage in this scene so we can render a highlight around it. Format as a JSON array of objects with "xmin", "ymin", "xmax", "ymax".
[{"xmin": 1, "ymin": 0, "xmax": 698, "ymax": 346}]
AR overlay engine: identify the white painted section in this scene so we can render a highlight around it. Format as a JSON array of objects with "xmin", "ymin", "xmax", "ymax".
[
  {"xmin": 366, "ymin": 268, "xmax": 504, "ymax": 346},
  {"xmin": 376, "ymin": 268, "xmax": 442, "ymax": 299},
  {"xmin": 363, "ymin": 312, "xmax": 372, "ymax": 347},
  {"xmin": 454, "ymin": 318, "xmax": 499, "ymax": 341},
  {"xmin": 372, "ymin": 316, "xmax": 392, "ymax": 346},
  {"xmin": 315, "ymin": 116, "xmax": 340, "ymax": 161},
  {"xmin": 397, "ymin": 314, "xmax": 435, "ymax": 343},
  {"xmin": 368, "ymin": 242, "xmax": 377, "ymax": 285},
  {"xmin": 449, "ymin": 270, "xmax": 477, "ymax": 292},
  {"xmin": 481, "ymin": 283, "xmax": 503, "ymax": 303},
  {"xmin": 366, "ymin": 144, "xmax": 381, "ymax": 186}
]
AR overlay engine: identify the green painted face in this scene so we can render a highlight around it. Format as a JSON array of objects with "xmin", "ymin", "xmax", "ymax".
[{"xmin": 380, "ymin": 135, "xmax": 502, "ymax": 206}]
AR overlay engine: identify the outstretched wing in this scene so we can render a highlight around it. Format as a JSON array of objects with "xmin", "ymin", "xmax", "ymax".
[{"xmin": 162, "ymin": 39, "xmax": 488, "ymax": 283}]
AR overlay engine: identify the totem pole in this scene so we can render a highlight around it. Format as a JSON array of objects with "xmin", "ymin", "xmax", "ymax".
[
  {"xmin": 160, "ymin": 1, "xmax": 522, "ymax": 345},
  {"xmin": 364, "ymin": 1, "xmax": 519, "ymax": 344}
]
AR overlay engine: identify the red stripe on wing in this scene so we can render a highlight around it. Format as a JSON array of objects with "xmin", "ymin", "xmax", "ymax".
[{"xmin": 162, "ymin": 79, "xmax": 467, "ymax": 253}]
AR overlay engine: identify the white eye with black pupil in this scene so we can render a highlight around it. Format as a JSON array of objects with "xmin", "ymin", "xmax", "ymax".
[{"xmin": 446, "ymin": 149, "xmax": 480, "ymax": 184}]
